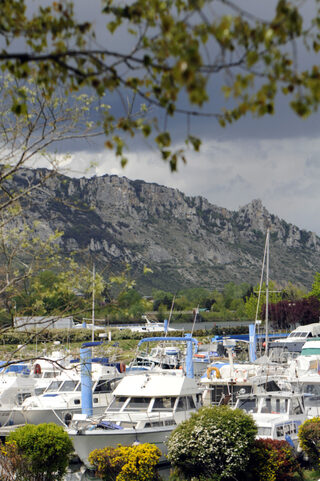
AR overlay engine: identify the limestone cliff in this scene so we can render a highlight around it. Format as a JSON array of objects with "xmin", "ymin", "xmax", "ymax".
[{"xmin": 11, "ymin": 168, "xmax": 320, "ymax": 292}]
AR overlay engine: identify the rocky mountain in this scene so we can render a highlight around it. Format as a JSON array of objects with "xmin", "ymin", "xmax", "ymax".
[{"xmin": 10, "ymin": 167, "xmax": 320, "ymax": 292}]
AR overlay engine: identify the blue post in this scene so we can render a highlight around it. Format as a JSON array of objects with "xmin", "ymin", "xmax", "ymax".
[
  {"xmin": 249, "ymin": 324, "xmax": 257, "ymax": 362},
  {"xmin": 80, "ymin": 346, "xmax": 93, "ymax": 416},
  {"xmin": 82, "ymin": 320, "xmax": 87, "ymax": 328},
  {"xmin": 185, "ymin": 333, "xmax": 194, "ymax": 378},
  {"xmin": 164, "ymin": 319, "xmax": 168, "ymax": 333}
]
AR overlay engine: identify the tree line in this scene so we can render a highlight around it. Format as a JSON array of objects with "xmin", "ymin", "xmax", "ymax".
[{"xmin": 2, "ymin": 259, "xmax": 320, "ymax": 330}]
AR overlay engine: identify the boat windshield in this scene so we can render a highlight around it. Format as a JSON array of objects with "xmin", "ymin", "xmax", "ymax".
[
  {"xmin": 152, "ymin": 397, "xmax": 176, "ymax": 411},
  {"xmin": 46, "ymin": 380, "xmax": 62, "ymax": 392},
  {"xmin": 237, "ymin": 398, "xmax": 258, "ymax": 413},
  {"xmin": 124, "ymin": 397, "xmax": 151, "ymax": 411},
  {"xmin": 176, "ymin": 396, "xmax": 196, "ymax": 411},
  {"xmin": 93, "ymin": 378, "xmax": 120, "ymax": 394},
  {"xmin": 108, "ymin": 396, "xmax": 128, "ymax": 411},
  {"xmin": 59, "ymin": 380, "xmax": 79, "ymax": 392},
  {"xmin": 260, "ymin": 397, "xmax": 288, "ymax": 414}
]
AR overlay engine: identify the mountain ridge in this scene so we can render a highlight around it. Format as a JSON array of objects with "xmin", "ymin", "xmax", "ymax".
[{"xmin": 10, "ymin": 168, "xmax": 320, "ymax": 292}]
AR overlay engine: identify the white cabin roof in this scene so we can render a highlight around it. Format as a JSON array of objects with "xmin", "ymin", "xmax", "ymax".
[{"xmin": 114, "ymin": 370, "xmax": 200, "ymax": 397}]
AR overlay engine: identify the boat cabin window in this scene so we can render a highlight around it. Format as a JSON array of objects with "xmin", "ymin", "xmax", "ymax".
[
  {"xmin": 257, "ymin": 427, "xmax": 272, "ymax": 436},
  {"xmin": 196, "ymin": 393, "xmax": 203, "ymax": 408},
  {"xmin": 119, "ymin": 422, "xmax": 135, "ymax": 428},
  {"xmin": 144, "ymin": 419, "xmax": 177, "ymax": 428},
  {"xmin": 152, "ymin": 397, "xmax": 176, "ymax": 411},
  {"xmin": 303, "ymin": 384, "xmax": 320, "ymax": 396},
  {"xmin": 303, "ymin": 385, "xmax": 320, "ymax": 406},
  {"xmin": 109, "ymin": 396, "xmax": 128, "ymax": 411},
  {"xmin": 125, "ymin": 397, "xmax": 151, "ymax": 411},
  {"xmin": 144, "ymin": 421, "xmax": 165, "ymax": 428},
  {"xmin": 17, "ymin": 393, "xmax": 31, "ymax": 405},
  {"xmin": 236, "ymin": 398, "xmax": 258, "ymax": 413},
  {"xmin": 176, "ymin": 397, "xmax": 195, "ymax": 411},
  {"xmin": 210, "ymin": 385, "xmax": 235, "ymax": 406},
  {"xmin": 60, "ymin": 380, "xmax": 79, "ymax": 392},
  {"xmin": 165, "ymin": 419, "xmax": 177, "ymax": 426},
  {"xmin": 289, "ymin": 332, "xmax": 309, "ymax": 338},
  {"xmin": 34, "ymin": 388, "xmax": 45, "ymax": 396},
  {"xmin": 46, "ymin": 380, "xmax": 62, "ymax": 392},
  {"xmin": 93, "ymin": 378, "xmax": 119, "ymax": 394},
  {"xmin": 261, "ymin": 397, "xmax": 288, "ymax": 414},
  {"xmin": 276, "ymin": 422, "xmax": 297, "ymax": 437},
  {"xmin": 43, "ymin": 372, "xmax": 57, "ymax": 378},
  {"xmin": 290, "ymin": 398, "xmax": 303, "ymax": 415}
]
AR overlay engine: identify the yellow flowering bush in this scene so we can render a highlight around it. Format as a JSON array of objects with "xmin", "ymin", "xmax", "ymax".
[
  {"xmin": 89, "ymin": 443, "xmax": 161, "ymax": 481},
  {"xmin": 0, "ymin": 440, "xmax": 32, "ymax": 481}
]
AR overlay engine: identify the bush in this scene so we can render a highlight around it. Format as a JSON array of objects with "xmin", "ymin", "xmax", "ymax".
[
  {"xmin": 0, "ymin": 440, "xmax": 30, "ymax": 481},
  {"xmin": 5, "ymin": 423, "xmax": 73, "ymax": 481},
  {"xmin": 88, "ymin": 443, "xmax": 161, "ymax": 481},
  {"xmin": 166, "ymin": 405, "xmax": 257, "ymax": 481},
  {"xmin": 241, "ymin": 438, "xmax": 302, "ymax": 481},
  {"xmin": 298, "ymin": 417, "xmax": 320, "ymax": 468}
]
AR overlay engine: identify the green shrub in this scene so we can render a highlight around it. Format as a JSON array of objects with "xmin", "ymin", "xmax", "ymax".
[
  {"xmin": 241, "ymin": 438, "xmax": 301, "ymax": 481},
  {"xmin": 6, "ymin": 423, "xmax": 73, "ymax": 481},
  {"xmin": 166, "ymin": 405, "xmax": 257, "ymax": 481},
  {"xmin": 298, "ymin": 417, "xmax": 320, "ymax": 468}
]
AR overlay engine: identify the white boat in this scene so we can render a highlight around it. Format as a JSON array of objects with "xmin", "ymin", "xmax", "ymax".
[
  {"xmin": 200, "ymin": 337, "xmax": 289, "ymax": 406},
  {"xmin": 9, "ymin": 362, "xmax": 124, "ymax": 427},
  {"xmin": 116, "ymin": 315, "xmax": 182, "ymax": 333},
  {"xmin": 282, "ymin": 338, "xmax": 320, "ymax": 417},
  {"xmin": 234, "ymin": 390, "xmax": 306, "ymax": 448},
  {"xmin": 68, "ymin": 369, "xmax": 203, "ymax": 468},
  {"xmin": 0, "ymin": 353, "xmax": 70, "ymax": 426},
  {"xmin": 129, "ymin": 341, "xmax": 183, "ymax": 371}
]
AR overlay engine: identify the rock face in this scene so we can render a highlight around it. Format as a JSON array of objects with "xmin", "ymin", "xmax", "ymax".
[{"xmin": 11, "ymin": 168, "xmax": 320, "ymax": 292}]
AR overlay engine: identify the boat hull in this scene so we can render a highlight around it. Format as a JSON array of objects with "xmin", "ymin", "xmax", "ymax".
[
  {"xmin": 10, "ymin": 405, "xmax": 108, "ymax": 427},
  {"xmin": 69, "ymin": 425, "xmax": 173, "ymax": 468}
]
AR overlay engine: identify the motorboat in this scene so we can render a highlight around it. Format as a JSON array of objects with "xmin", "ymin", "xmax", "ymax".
[
  {"xmin": 129, "ymin": 344, "xmax": 183, "ymax": 371},
  {"xmin": 282, "ymin": 338, "xmax": 320, "ymax": 417},
  {"xmin": 0, "ymin": 352, "xmax": 72, "ymax": 426},
  {"xmin": 8, "ymin": 362, "xmax": 124, "ymax": 427},
  {"xmin": 200, "ymin": 338, "xmax": 288, "ymax": 406},
  {"xmin": 234, "ymin": 390, "xmax": 307, "ymax": 448},
  {"xmin": 116, "ymin": 315, "xmax": 182, "ymax": 334},
  {"xmin": 68, "ymin": 369, "xmax": 203, "ymax": 468},
  {"xmin": 128, "ymin": 335, "xmax": 200, "ymax": 373}
]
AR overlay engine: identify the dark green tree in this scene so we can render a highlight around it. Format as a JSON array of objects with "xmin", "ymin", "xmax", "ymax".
[{"xmin": 5, "ymin": 423, "xmax": 73, "ymax": 481}]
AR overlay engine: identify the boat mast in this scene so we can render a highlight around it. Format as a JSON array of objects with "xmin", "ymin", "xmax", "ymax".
[
  {"xmin": 165, "ymin": 295, "xmax": 175, "ymax": 337},
  {"xmin": 92, "ymin": 262, "xmax": 95, "ymax": 343},
  {"xmin": 265, "ymin": 228, "xmax": 270, "ymax": 356}
]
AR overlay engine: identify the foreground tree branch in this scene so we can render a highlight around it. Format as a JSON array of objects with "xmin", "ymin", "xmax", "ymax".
[{"xmin": 0, "ymin": 0, "xmax": 319, "ymax": 169}]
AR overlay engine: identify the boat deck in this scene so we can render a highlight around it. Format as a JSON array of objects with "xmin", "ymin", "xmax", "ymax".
[{"xmin": 0, "ymin": 424, "xmax": 25, "ymax": 438}]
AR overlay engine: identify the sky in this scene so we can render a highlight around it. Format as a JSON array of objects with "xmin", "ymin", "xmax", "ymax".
[{"xmin": 26, "ymin": 1, "xmax": 320, "ymax": 235}]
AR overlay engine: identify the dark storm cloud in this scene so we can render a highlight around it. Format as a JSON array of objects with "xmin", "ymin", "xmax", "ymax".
[{"xmin": 20, "ymin": 2, "xmax": 320, "ymax": 235}]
